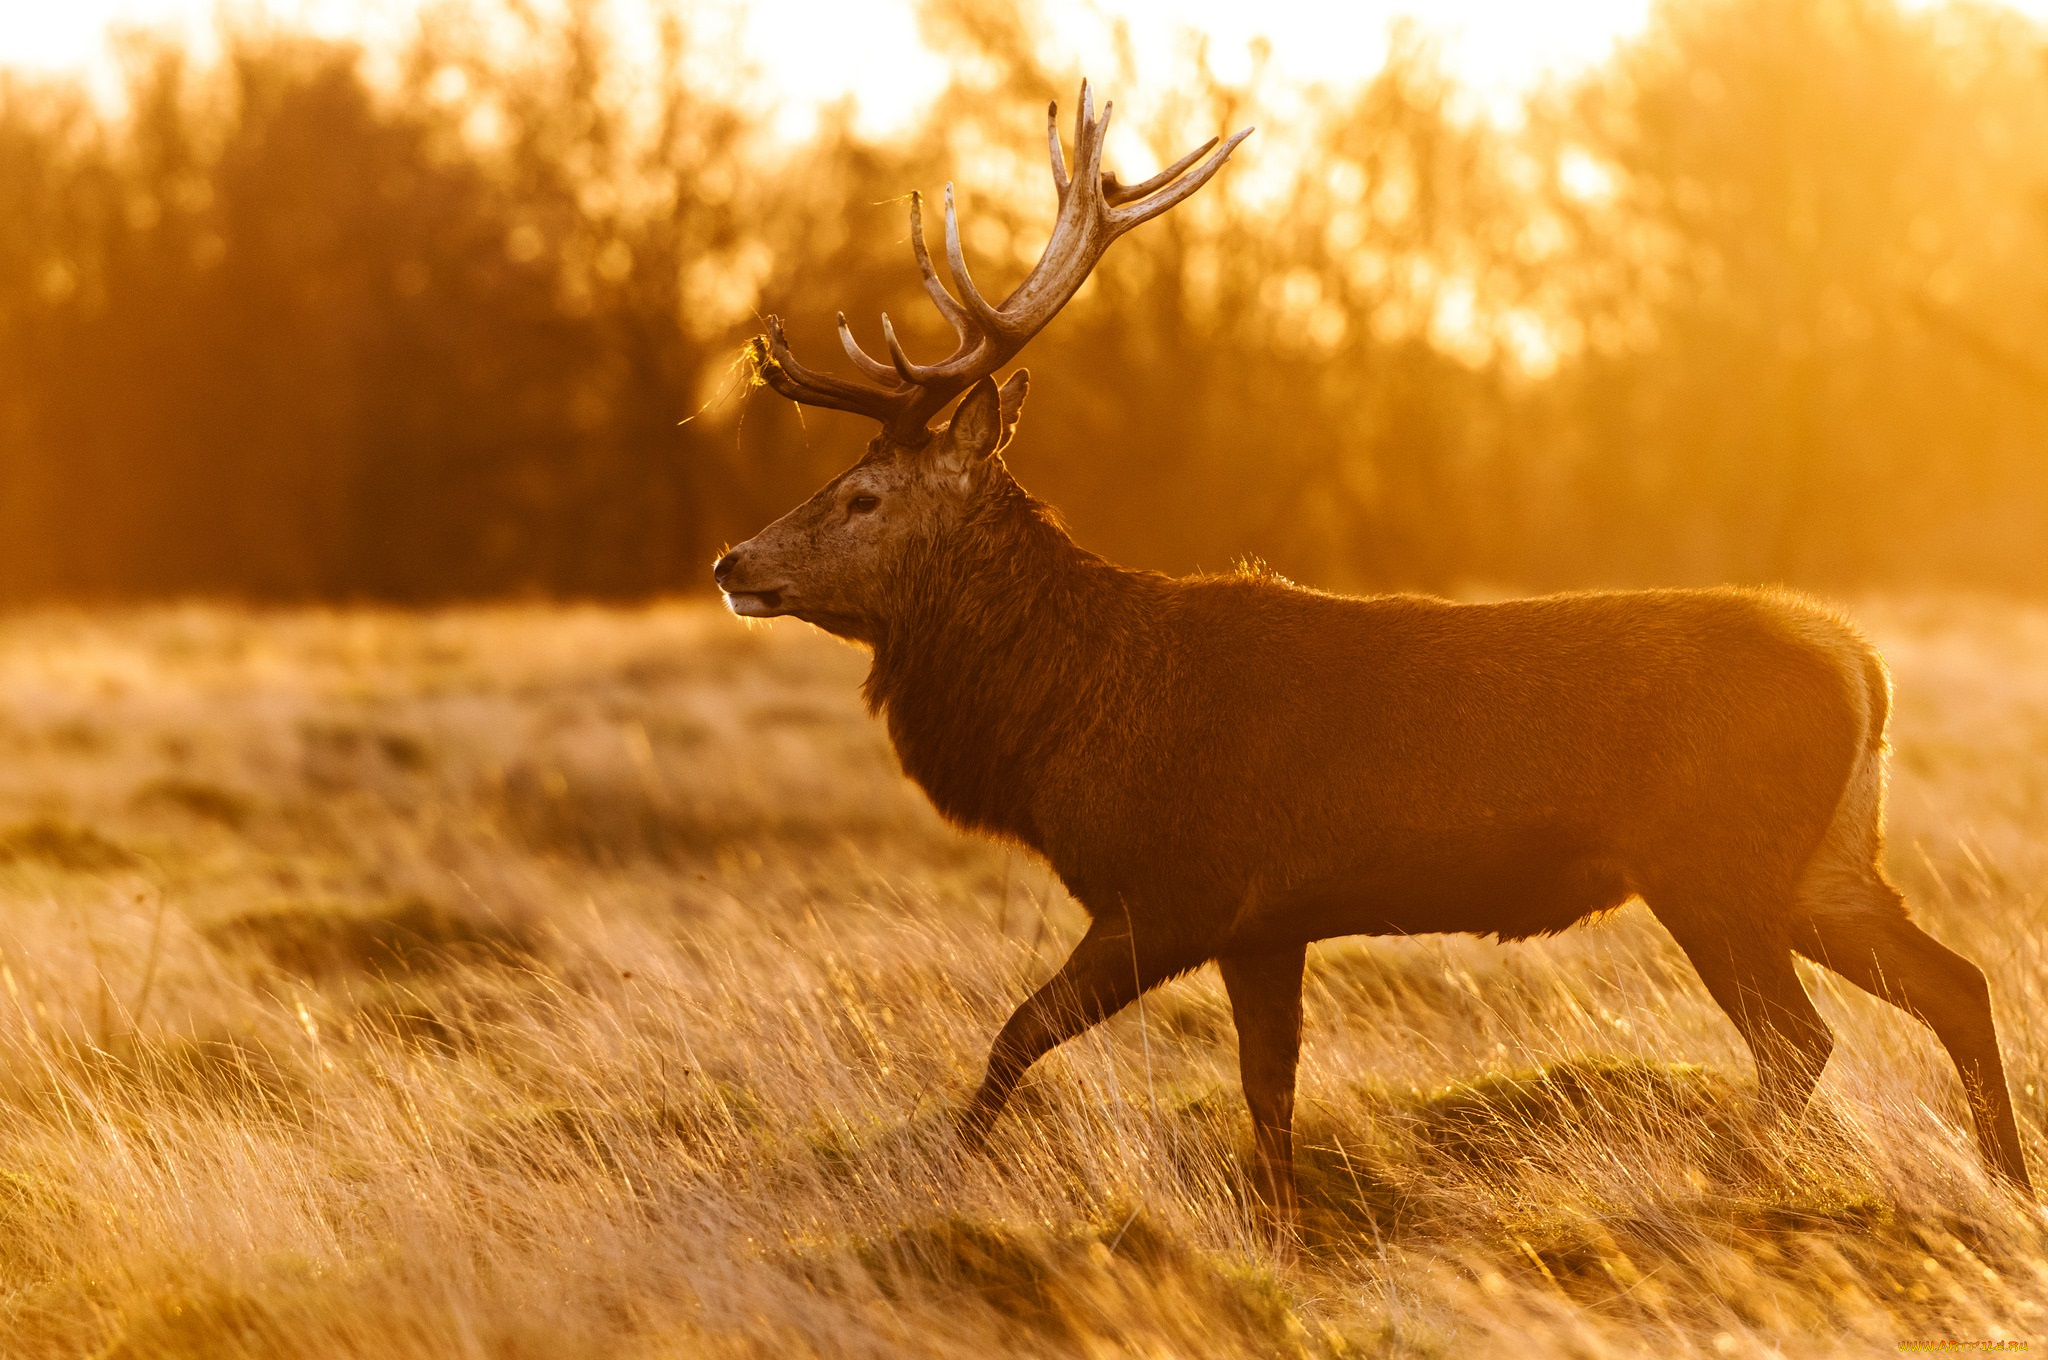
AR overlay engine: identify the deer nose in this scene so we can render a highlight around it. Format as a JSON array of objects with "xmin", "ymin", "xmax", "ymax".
[{"xmin": 712, "ymin": 550, "xmax": 741, "ymax": 587}]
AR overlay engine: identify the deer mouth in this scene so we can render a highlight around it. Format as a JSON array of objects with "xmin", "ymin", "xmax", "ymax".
[{"xmin": 723, "ymin": 588, "xmax": 785, "ymax": 617}]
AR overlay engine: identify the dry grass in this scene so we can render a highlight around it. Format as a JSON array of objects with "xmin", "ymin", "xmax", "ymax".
[{"xmin": 0, "ymin": 599, "xmax": 2039, "ymax": 1357}]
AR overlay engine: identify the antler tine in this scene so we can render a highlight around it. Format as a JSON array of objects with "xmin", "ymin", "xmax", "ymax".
[
  {"xmin": 1046, "ymin": 101, "xmax": 1070, "ymax": 202},
  {"xmin": 941, "ymin": 182, "xmax": 1006, "ymax": 333},
  {"xmin": 749, "ymin": 85, "xmax": 1250, "ymax": 444},
  {"xmin": 836, "ymin": 312, "xmax": 903, "ymax": 386},
  {"xmin": 908, "ymin": 191, "xmax": 972, "ymax": 341},
  {"xmin": 1076, "ymin": 97, "xmax": 1112, "ymax": 207},
  {"xmin": 880, "ymin": 314, "xmax": 940, "ymax": 385},
  {"xmin": 755, "ymin": 317, "xmax": 906, "ymax": 422},
  {"xmin": 1111, "ymin": 125, "xmax": 1255, "ymax": 230},
  {"xmin": 1103, "ymin": 136, "xmax": 1219, "ymax": 207}
]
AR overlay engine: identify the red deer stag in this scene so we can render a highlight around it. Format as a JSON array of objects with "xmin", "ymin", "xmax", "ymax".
[{"xmin": 714, "ymin": 84, "xmax": 2033, "ymax": 1234}]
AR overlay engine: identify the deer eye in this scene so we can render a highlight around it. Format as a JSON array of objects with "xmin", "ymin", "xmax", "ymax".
[{"xmin": 848, "ymin": 493, "xmax": 880, "ymax": 514}]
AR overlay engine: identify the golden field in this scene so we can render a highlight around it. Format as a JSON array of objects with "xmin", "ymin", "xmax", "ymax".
[{"xmin": 0, "ymin": 599, "xmax": 2040, "ymax": 1357}]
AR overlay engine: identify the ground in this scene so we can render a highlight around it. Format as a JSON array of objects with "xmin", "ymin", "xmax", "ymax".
[{"xmin": 0, "ymin": 597, "xmax": 2040, "ymax": 1357}]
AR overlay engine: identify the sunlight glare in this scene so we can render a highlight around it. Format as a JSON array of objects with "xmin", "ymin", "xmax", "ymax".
[
  {"xmin": 12, "ymin": 0, "xmax": 2048, "ymax": 130},
  {"xmin": 2, "ymin": 0, "xmax": 1668, "ymax": 131}
]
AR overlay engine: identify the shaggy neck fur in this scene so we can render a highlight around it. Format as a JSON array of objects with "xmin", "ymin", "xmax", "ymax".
[{"xmin": 864, "ymin": 464, "xmax": 1154, "ymax": 846}]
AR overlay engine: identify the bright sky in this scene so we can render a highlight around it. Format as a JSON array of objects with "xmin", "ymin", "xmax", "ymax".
[
  {"xmin": 9, "ymin": 1, "xmax": 2047, "ymax": 134},
  {"xmin": 0, "ymin": 0, "xmax": 1665, "ymax": 131}
]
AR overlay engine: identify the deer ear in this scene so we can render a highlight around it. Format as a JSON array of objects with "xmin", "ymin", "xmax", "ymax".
[
  {"xmin": 937, "ymin": 376, "xmax": 1004, "ymax": 475},
  {"xmin": 995, "ymin": 369, "xmax": 1028, "ymax": 451}
]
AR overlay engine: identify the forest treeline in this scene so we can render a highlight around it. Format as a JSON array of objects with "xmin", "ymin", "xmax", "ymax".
[{"xmin": 3, "ymin": 0, "xmax": 2048, "ymax": 601}]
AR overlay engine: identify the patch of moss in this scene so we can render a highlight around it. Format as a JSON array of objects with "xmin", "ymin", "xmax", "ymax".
[
  {"xmin": 1726, "ymin": 1194, "xmax": 1890, "ymax": 1241},
  {"xmin": 1090, "ymin": 1202, "xmax": 1189, "ymax": 1269},
  {"xmin": 1293, "ymin": 1127, "xmax": 1410, "ymax": 1247},
  {"xmin": 859, "ymin": 1217, "xmax": 1078, "ymax": 1341},
  {"xmin": 1502, "ymin": 1213, "xmax": 1653, "ymax": 1302},
  {"xmin": 1405, "ymin": 1056, "xmax": 1739, "ymax": 1169},
  {"xmin": 784, "ymin": 1208, "xmax": 1314, "ymax": 1356}
]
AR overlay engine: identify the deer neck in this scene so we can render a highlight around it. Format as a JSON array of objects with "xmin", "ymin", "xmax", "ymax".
[{"xmin": 865, "ymin": 486, "xmax": 1142, "ymax": 843}]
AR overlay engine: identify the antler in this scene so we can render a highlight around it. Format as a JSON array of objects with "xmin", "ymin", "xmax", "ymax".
[{"xmin": 751, "ymin": 82, "xmax": 1254, "ymax": 444}]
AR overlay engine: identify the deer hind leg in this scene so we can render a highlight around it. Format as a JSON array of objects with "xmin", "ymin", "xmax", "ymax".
[
  {"xmin": 1794, "ymin": 871, "xmax": 2032, "ymax": 1189},
  {"xmin": 1652, "ymin": 901, "xmax": 1835, "ymax": 1119},
  {"xmin": 959, "ymin": 916, "xmax": 1207, "ymax": 1149},
  {"xmin": 1218, "ymin": 944, "xmax": 1307, "ymax": 1251},
  {"xmin": 1787, "ymin": 741, "xmax": 2032, "ymax": 1189}
]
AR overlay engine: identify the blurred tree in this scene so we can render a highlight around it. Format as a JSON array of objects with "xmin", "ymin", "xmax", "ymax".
[
  {"xmin": 880, "ymin": 4, "xmax": 1526, "ymax": 589},
  {"xmin": 0, "ymin": 3, "xmax": 764, "ymax": 600},
  {"xmin": 1, "ymin": 0, "xmax": 2047, "ymax": 601},
  {"xmin": 1545, "ymin": 0, "xmax": 2048, "ymax": 587}
]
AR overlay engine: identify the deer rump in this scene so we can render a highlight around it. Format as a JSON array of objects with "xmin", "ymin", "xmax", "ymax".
[{"xmin": 1010, "ymin": 583, "xmax": 1871, "ymax": 953}]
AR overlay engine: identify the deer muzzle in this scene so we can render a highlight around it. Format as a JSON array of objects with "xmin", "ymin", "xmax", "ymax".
[{"xmin": 712, "ymin": 547, "xmax": 789, "ymax": 617}]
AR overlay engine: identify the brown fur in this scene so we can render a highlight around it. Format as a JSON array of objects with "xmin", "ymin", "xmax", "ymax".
[{"xmin": 717, "ymin": 377, "xmax": 2033, "ymax": 1242}]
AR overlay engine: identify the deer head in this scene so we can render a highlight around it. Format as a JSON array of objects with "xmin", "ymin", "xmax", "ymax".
[{"xmin": 713, "ymin": 84, "xmax": 1252, "ymax": 640}]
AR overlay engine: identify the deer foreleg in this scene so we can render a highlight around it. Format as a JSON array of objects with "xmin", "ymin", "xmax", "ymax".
[{"xmin": 959, "ymin": 916, "xmax": 1204, "ymax": 1148}]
